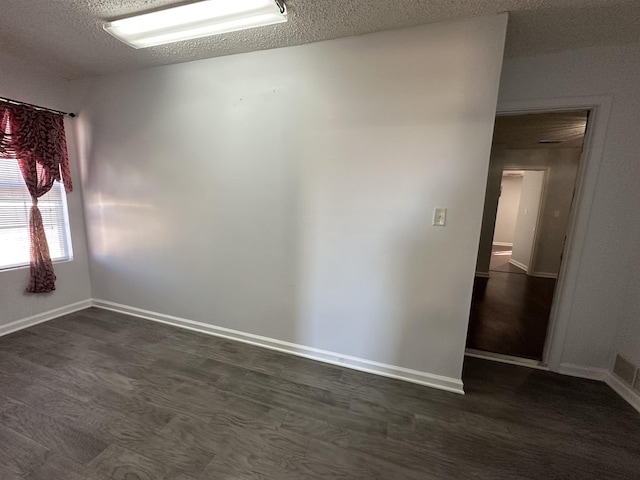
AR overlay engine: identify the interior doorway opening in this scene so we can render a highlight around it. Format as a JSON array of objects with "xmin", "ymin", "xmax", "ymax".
[
  {"xmin": 491, "ymin": 169, "xmax": 547, "ymax": 276},
  {"xmin": 467, "ymin": 111, "xmax": 589, "ymax": 362}
]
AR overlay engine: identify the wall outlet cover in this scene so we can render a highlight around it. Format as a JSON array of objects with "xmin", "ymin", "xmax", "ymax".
[{"xmin": 433, "ymin": 207, "xmax": 447, "ymax": 226}]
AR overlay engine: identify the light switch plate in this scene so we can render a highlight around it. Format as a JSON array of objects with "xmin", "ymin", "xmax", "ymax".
[{"xmin": 433, "ymin": 207, "xmax": 447, "ymax": 226}]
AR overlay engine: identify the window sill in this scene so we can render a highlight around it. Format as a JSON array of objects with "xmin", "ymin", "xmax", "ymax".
[{"xmin": 0, "ymin": 257, "xmax": 74, "ymax": 273}]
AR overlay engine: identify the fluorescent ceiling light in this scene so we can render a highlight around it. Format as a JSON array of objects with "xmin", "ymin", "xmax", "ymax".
[{"xmin": 104, "ymin": 0, "xmax": 287, "ymax": 49}]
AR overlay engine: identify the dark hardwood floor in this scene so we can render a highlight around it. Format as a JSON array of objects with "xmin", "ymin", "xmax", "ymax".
[
  {"xmin": 467, "ymin": 271, "xmax": 557, "ymax": 360},
  {"xmin": 1, "ymin": 308, "xmax": 639, "ymax": 479}
]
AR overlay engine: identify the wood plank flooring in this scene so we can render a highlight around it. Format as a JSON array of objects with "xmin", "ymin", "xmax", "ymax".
[
  {"xmin": 0, "ymin": 307, "xmax": 638, "ymax": 479},
  {"xmin": 467, "ymin": 271, "xmax": 557, "ymax": 360}
]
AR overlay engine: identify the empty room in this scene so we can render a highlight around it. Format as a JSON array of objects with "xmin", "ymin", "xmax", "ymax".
[{"xmin": 1, "ymin": 1, "xmax": 639, "ymax": 479}]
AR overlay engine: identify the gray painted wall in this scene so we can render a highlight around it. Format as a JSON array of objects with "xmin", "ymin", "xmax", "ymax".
[
  {"xmin": 76, "ymin": 16, "xmax": 508, "ymax": 382},
  {"xmin": 616, "ymin": 233, "xmax": 640, "ymax": 367}
]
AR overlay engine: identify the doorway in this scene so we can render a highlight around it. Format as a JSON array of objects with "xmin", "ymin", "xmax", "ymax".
[
  {"xmin": 466, "ymin": 111, "xmax": 589, "ymax": 362},
  {"xmin": 490, "ymin": 169, "xmax": 546, "ymax": 275}
]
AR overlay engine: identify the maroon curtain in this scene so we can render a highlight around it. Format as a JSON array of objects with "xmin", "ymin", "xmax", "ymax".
[{"xmin": 0, "ymin": 104, "xmax": 72, "ymax": 293}]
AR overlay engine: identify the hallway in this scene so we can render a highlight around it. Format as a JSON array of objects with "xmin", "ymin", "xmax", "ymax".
[
  {"xmin": 489, "ymin": 245, "xmax": 526, "ymax": 274},
  {"xmin": 466, "ymin": 272, "xmax": 556, "ymax": 360}
]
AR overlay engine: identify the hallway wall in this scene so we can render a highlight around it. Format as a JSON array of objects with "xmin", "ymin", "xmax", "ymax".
[{"xmin": 493, "ymin": 174, "xmax": 522, "ymax": 245}]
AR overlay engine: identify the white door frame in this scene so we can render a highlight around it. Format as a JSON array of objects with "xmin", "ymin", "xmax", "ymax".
[{"xmin": 495, "ymin": 95, "xmax": 612, "ymax": 371}]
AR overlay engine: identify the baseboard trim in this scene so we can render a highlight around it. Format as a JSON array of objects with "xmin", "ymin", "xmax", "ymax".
[
  {"xmin": 475, "ymin": 271, "xmax": 491, "ymax": 278},
  {"xmin": 492, "ymin": 242, "xmax": 513, "ymax": 247},
  {"xmin": 556, "ymin": 363, "xmax": 640, "ymax": 413},
  {"xmin": 558, "ymin": 363, "xmax": 608, "ymax": 381},
  {"xmin": 0, "ymin": 299, "xmax": 93, "ymax": 337},
  {"xmin": 530, "ymin": 271, "xmax": 558, "ymax": 279},
  {"xmin": 508, "ymin": 258, "xmax": 528, "ymax": 272},
  {"xmin": 465, "ymin": 349, "xmax": 549, "ymax": 370},
  {"xmin": 606, "ymin": 372, "xmax": 640, "ymax": 414},
  {"xmin": 92, "ymin": 299, "xmax": 464, "ymax": 395}
]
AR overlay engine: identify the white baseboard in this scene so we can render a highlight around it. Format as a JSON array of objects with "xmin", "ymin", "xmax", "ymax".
[
  {"xmin": 475, "ymin": 271, "xmax": 491, "ymax": 278},
  {"xmin": 0, "ymin": 299, "xmax": 93, "ymax": 337},
  {"xmin": 512, "ymin": 361, "xmax": 640, "ymax": 413},
  {"xmin": 508, "ymin": 258, "xmax": 528, "ymax": 272},
  {"xmin": 492, "ymin": 242, "xmax": 513, "ymax": 247},
  {"xmin": 92, "ymin": 299, "xmax": 465, "ymax": 395},
  {"xmin": 465, "ymin": 349, "xmax": 549, "ymax": 371},
  {"xmin": 606, "ymin": 372, "xmax": 640, "ymax": 414},
  {"xmin": 530, "ymin": 271, "xmax": 558, "ymax": 279},
  {"xmin": 489, "ymin": 361, "xmax": 640, "ymax": 413},
  {"xmin": 558, "ymin": 363, "xmax": 608, "ymax": 381}
]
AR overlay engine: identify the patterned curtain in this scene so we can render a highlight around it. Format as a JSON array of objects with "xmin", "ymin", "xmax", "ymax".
[{"xmin": 0, "ymin": 104, "xmax": 73, "ymax": 293}]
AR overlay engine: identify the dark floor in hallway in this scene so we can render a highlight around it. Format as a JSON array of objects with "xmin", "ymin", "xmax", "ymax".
[
  {"xmin": 467, "ymin": 271, "xmax": 557, "ymax": 360},
  {"xmin": 489, "ymin": 244, "xmax": 527, "ymax": 274},
  {"xmin": 0, "ymin": 308, "xmax": 638, "ymax": 479}
]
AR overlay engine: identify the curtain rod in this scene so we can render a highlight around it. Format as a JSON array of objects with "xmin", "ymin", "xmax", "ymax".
[{"xmin": 0, "ymin": 96, "xmax": 76, "ymax": 118}]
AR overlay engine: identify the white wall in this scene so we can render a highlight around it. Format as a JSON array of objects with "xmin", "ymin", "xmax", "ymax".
[
  {"xmin": 511, "ymin": 170, "xmax": 545, "ymax": 270},
  {"xmin": 503, "ymin": 148, "xmax": 581, "ymax": 276},
  {"xmin": 499, "ymin": 41, "xmax": 640, "ymax": 370},
  {"xmin": 615, "ymin": 221, "xmax": 640, "ymax": 367},
  {"xmin": 493, "ymin": 174, "xmax": 522, "ymax": 245},
  {"xmin": 0, "ymin": 52, "xmax": 92, "ymax": 328},
  {"xmin": 77, "ymin": 15, "xmax": 507, "ymax": 383}
]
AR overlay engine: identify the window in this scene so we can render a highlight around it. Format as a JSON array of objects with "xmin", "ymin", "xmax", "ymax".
[{"xmin": 0, "ymin": 158, "xmax": 73, "ymax": 270}]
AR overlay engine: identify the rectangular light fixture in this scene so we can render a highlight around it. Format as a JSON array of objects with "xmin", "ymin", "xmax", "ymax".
[{"xmin": 104, "ymin": 0, "xmax": 287, "ymax": 49}]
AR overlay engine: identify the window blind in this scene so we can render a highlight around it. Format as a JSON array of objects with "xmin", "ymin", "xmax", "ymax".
[{"xmin": 0, "ymin": 158, "xmax": 72, "ymax": 269}]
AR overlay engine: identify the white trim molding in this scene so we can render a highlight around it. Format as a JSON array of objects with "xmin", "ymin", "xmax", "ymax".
[
  {"xmin": 508, "ymin": 258, "xmax": 528, "ymax": 272},
  {"xmin": 92, "ymin": 299, "xmax": 465, "ymax": 395},
  {"xmin": 492, "ymin": 242, "xmax": 513, "ymax": 247},
  {"xmin": 0, "ymin": 299, "xmax": 93, "ymax": 337},
  {"xmin": 497, "ymin": 96, "xmax": 612, "ymax": 372},
  {"xmin": 495, "ymin": 359, "xmax": 640, "ymax": 413},
  {"xmin": 465, "ymin": 349, "xmax": 549, "ymax": 371},
  {"xmin": 606, "ymin": 372, "xmax": 640, "ymax": 414},
  {"xmin": 465, "ymin": 355, "xmax": 639, "ymax": 412},
  {"xmin": 558, "ymin": 363, "xmax": 608, "ymax": 381},
  {"xmin": 529, "ymin": 271, "xmax": 558, "ymax": 279}
]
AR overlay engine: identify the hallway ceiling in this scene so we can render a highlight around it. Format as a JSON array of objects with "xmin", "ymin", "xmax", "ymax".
[
  {"xmin": 1, "ymin": 0, "xmax": 640, "ymax": 79},
  {"xmin": 494, "ymin": 112, "xmax": 589, "ymax": 150}
]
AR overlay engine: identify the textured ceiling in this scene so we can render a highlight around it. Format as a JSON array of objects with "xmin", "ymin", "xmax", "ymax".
[
  {"xmin": 494, "ymin": 111, "xmax": 589, "ymax": 149},
  {"xmin": 1, "ymin": 0, "xmax": 640, "ymax": 79}
]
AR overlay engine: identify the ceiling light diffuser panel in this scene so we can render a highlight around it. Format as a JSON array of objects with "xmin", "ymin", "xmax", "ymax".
[{"xmin": 104, "ymin": 0, "xmax": 287, "ymax": 49}]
